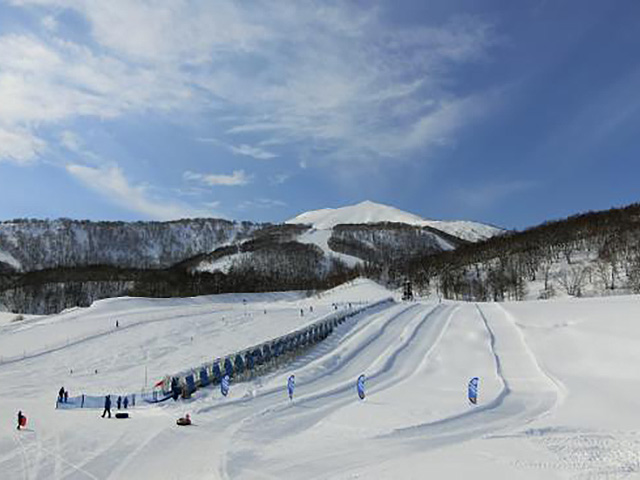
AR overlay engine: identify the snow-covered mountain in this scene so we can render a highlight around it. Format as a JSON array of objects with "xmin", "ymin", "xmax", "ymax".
[
  {"xmin": 193, "ymin": 201, "xmax": 503, "ymax": 277},
  {"xmin": 0, "ymin": 218, "xmax": 260, "ymax": 273},
  {"xmin": 287, "ymin": 200, "xmax": 504, "ymax": 242}
]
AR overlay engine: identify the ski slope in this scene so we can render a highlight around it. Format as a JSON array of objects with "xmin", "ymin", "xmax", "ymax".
[{"xmin": 1, "ymin": 281, "xmax": 640, "ymax": 479}]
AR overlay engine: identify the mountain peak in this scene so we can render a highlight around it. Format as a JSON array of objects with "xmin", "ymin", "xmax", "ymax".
[
  {"xmin": 286, "ymin": 201, "xmax": 426, "ymax": 230},
  {"xmin": 286, "ymin": 201, "xmax": 504, "ymax": 242}
]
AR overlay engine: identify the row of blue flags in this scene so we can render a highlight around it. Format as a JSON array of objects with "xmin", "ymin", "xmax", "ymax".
[{"xmin": 218, "ymin": 372, "xmax": 479, "ymax": 405}]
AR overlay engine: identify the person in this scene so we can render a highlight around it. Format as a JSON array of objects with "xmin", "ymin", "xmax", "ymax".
[
  {"xmin": 58, "ymin": 386, "xmax": 65, "ymax": 403},
  {"xmin": 63, "ymin": 390, "xmax": 68, "ymax": 403},
  {"xmin": 123, "ymin": 396, "xmax": 129, "ymax": 409},
  {"xmin": 101, "ymin": 395, "xmax": 112, "ymax": 418},
  {"xmin": 17, "ymin": 411, "xmax": 25, "ymax": 430},
  {"xmin": 115, "ymin": 320, "xmax": 119, "ymax": 328},
  {"xmin": 117, "ymin": 396, "xmax": 122, "ymax": 410},
  {"xmin": 176, "ymin": 413, "xmax": 191, "ymax": 426}
]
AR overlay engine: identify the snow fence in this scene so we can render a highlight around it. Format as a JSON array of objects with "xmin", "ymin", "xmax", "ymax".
[{"xmin": 156, "ymin": 297, "xmax": 394, "ymax": 402}]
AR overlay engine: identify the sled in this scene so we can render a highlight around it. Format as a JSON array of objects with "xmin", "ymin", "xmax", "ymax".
[
  {"xmin": 115, "ymin": 412, "xmax": 129, "ymax": 419},
  {"xmin": 176, "ymin": 418, "xmax": 192, "ymax": 426}
]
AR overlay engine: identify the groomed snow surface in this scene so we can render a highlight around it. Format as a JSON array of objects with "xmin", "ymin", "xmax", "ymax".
[{"xmin": 1, "ymin": 280, "xmax": 640, "ymax": 479}]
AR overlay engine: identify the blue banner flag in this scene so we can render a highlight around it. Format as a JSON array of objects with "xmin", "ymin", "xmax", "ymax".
[
  {"xmin": 468, "ymin": 377, "xmax": 479, "ymax": 404},
  {"xmin": 221, "ymin": 374, "xmax": 230, "ymax": 397},
  {"xmin": 357, "ymin": 374, "xmax": 366, "ymax": 400},
  {"xmin": 287, "ymin": 374, "xmax": 295, "ymax": 401}
]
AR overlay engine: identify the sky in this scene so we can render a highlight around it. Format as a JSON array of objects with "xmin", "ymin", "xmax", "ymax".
[{"xmin": 0, "ymin": 0, "xmax": 639, "ymax": 230}]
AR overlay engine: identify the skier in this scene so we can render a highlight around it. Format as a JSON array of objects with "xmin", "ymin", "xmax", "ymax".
[
  {"xmin": 101, "ymin": 395, "xmax": 112, "ymax": 418},
  {"xmin": 58, "ymin": 386, "xmax": 65, "ymax": 403},
  {"xmin": 17, "ymin": 411, "xmax": 25, "ymax": 430},
  {"xmin": 117, "ymin": 396, "xmax": 122, "ymax": 410},
  {"xmin": 123, "ymin": 396, "xmax": 129, "ymax": 409},
  {"xmin": 115, "ymin": 320, "xmax": 119, "ymax": 328}
]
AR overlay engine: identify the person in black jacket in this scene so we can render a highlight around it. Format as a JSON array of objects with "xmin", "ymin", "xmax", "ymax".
[
  {"xmin": 117, "ymin": 396, "xmax": 122, "ymax": 410},
  {"xmin": 101, "ymin": 395, "xmax": 111, "ymax": 418}
]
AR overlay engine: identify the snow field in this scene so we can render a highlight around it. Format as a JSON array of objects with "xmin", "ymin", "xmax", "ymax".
[{"xmin": 1, "ymin": 281, "xmax": 640, "ymax": 479}]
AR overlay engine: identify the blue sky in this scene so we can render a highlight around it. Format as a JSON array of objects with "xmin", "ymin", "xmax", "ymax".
[{"xmin": 0, "ymin": 0, "xmax": 639, "ymax": 229}]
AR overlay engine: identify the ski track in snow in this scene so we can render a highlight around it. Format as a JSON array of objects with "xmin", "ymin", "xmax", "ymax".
[
  {"xmin": 5, "ymin": 283, "xmax": 640, "ymax": 479},
  {"xmin": 218, "ymin": 302, "xmax": 562, "ymax": 479}
]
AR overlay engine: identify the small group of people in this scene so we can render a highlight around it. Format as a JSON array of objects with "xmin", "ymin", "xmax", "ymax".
[
  {"xmin": 101, "ymin": 394, "xmax": 129, "ymax": 418},
  {"xmin": 57, "ymin": 386, "xmax": 69, "ymax": 405}
]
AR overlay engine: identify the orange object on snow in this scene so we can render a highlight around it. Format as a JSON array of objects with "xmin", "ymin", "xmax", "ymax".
[{"xmin": 19, "ymin": 416, "xmax": 27, "ymax": 427}]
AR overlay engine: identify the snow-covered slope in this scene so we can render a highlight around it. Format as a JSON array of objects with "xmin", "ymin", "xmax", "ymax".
[
  {"xmin": 287, "ymin": 200, "xmax": 504, "ymax": 242},
  {"xmin": 2, "ymin": 282, "xmax": 639, "ymax": 479}
]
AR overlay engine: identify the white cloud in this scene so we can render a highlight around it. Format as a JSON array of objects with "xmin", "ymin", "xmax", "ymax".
[
  {"xmin": 0, "ymin": 127, "xmax": 46, "ymax": 164},
  {"xmin": 197, "ymin": 137, "xmax": 277, "ymax": 160},
  {"xmin": 5, "ymin": 1, "xmax": 499, "ymax": 167},
  {"xmin": 454, "ymin": 180, "xmax": 536, "ymax": 210},
  {"xmin": 184, "ymin": 169, "xmax": 251, "ymax": 186},
  {"xmin": 41, "ymin": 14, "xmax": 58, "ymax": 32},
  {"xmin": 237, "ymin": 198, "xmax": 286, "ymax": 210},
  {"xmin": 67, "ymin": 164, "xmax": 213, "ymax": 219},
  {"xmin": 0, "ymin": 32, "xmax": 193, "ymax": 163},
  {"xmin": 269, "ymin": 173, "xmax": 290, "ymax": 185},
  {"xmin": 60, "ymin": 130, "xmax": 81, "ymax": 152},
  {"xmin": 229, "ymin": 144, "xmax": 277, "ymax": 160}
]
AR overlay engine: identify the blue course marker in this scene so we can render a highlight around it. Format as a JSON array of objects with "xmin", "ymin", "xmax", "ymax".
[
  {"xmin": 468, "ymin": 377, "xmax": 479, "ymax": 405},
  {"xmin": 357, "ymin": 374, "xmax": 366, "ymax": 400},
  {"xmin": 221, "ymin": 374, "xmax": 230, "ymax": 397}
]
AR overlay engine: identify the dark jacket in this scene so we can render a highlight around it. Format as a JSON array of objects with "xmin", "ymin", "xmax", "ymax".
[{"xmin": 104, "ymin": 396, "xmax": 111, "ymax": 408}]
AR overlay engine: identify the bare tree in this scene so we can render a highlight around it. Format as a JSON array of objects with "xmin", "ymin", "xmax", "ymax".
[{"xmin": 559, "ymin": 265, "xmax": 590, "ymax": 297}]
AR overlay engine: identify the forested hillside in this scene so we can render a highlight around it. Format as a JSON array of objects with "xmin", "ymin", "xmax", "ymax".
[{"xmin": 398, "ymin": 203, "xmax": 640, "ymax": 301}]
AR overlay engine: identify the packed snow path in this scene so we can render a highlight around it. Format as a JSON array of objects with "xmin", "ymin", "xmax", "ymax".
[{"xmin": 2, "ymin": 284, "xmax": 640, "ymax": 479}]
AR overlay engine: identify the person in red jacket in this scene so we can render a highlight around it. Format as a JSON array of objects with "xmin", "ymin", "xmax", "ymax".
[{"xmin": 17, "ymin": 411, "xmax": 25, "ymax": 430}]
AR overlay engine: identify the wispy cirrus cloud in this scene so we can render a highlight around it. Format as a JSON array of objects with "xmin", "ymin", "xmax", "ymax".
[
  {"xmin": 237, "ymin": 198, "xmax": 286, "ymax": 210},
  {"xmin": 454, "ymin": 180, "xmax": 536, "ymax": 210},
  {"xmin": 3, "ymin": 1, "xmax": 499, "ymax": 167},
  {"xmin": 269, "ymin": 173, "xmax": 290, "ymax": 186},
  {"xmin": 0, "ymin": 126, "xmax": 45, "ymax": 164},
  {"xmin": 184, "ymin": 169, "xmax": 252, "ymax": 186},
  {"xmin": 197, "ymin": 137, "xmax": 277, "ymax": 160},
  {"xmin": 67, "ymin": 164, "xmax": 215, "ymax": 219},
  {"xmin": 229, "ymin": 144, "xmax": 277, "ymax": 160}
]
